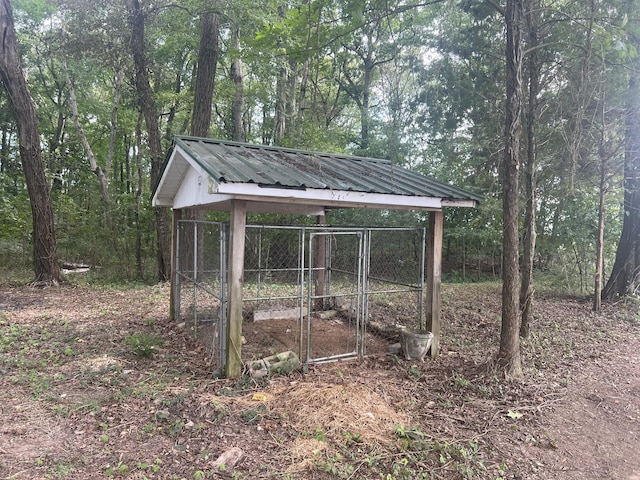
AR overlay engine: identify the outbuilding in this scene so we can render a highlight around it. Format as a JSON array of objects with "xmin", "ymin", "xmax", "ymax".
[{"xmin": 153, "ymin": 136, "xmax": 481, "ymax": 377}]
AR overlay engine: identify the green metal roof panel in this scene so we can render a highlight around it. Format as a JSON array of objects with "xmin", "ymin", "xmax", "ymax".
[{"xmin": 170, "ymin": 136, "xmax": 482, "ymax": 202}]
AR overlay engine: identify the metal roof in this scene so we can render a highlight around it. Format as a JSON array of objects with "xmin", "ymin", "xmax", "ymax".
[{"xmin": 152, "ymin": 136, "xmax": 481, "ymax": 213}]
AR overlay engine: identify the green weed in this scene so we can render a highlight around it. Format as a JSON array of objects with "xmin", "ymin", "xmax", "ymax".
[{"xmin": 125, "ymin": 332, "xmax": 163, "ymax": 358}]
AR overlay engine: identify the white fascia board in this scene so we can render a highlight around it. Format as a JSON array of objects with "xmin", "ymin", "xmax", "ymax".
[
  {"xmin": 153, "ymin": 197, "xmax": 174, "ymax": 208},
  {"xmin": 441, "ymin": 199, "xmax": 478, "ymax": 208},
  {"xmin": 245, "ymin": 201, "xmax": 326, "ymax": 215},
  {"xmin": 213, "ymin": 182, "xmax": 442, "ymax": 210},
  {"xmin": 171, "ymin": 195, "xmax": 325, "ymax": 215}
]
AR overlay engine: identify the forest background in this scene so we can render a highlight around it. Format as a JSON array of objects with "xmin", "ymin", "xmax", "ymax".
[{"xmin": 1, "ymin": 0, "xmax": 639, "ymax": 308}]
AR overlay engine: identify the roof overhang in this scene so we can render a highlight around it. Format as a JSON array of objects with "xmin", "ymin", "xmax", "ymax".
[{"xmin": 152, "ymin": 140, "xmax": 480, "ymax": 214}]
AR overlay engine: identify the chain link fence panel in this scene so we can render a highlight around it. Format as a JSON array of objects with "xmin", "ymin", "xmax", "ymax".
[{"xmin": 175, "ymin": 222, "xmax": 428, "ymax": 367}]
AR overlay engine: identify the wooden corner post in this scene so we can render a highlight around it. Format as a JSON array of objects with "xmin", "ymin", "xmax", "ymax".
[
  {"xmin": 426, "ymin": 210, "xmax": 443, "ymax": 358},
  {"xmin": 170, "ymin": 209, "xmax": 182, "ymax": 322},
  {"xmin": 225, "ymin": 200, "xmax": 247, "ymax": 378}
]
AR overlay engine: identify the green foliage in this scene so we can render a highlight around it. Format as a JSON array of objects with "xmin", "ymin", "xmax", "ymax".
[
  {"xmin": 393, "ymin": 426, "xmax": 488, "ymax": 479},
  {"xmin": 240, "ymin": 403, "xmax": 275, "ymax": 424},
  {"xmin": 0, "ymin": 0, "xmax": 634, "ymax": 297},
  {"xmin": 124, "ymin": 333, "xmax": 164, "ymax": 358}
]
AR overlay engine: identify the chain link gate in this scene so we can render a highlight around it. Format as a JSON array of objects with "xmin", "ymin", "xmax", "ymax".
[
  {"xmin": 173, "ymin": 220, "xmax": 228, "ymax": 372},
  {"xmin": 175, "ymin": 221, "xmax": 426, "ymax": 370},
  {"xmin": 305, "ymin": 230, "xmax": 365, "ymax": 362}
]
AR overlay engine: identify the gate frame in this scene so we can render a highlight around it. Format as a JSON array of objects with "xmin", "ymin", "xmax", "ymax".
[{"xmin": 305, "ymin": 229, "xmax": 366, "ymax": 363}]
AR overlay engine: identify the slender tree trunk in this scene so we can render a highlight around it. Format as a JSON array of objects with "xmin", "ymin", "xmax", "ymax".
[
  {"xmin": 497, "ymin": 0, "xmax": 523, "ymax": 377},
  {"xmin": 361, "ymin": 48, "xmax": 373, "ymax": 153},
  {"xmin": 63, "ymin": 62, "xmax": 111, "ymax": 205},
  {"xmin": 520, "ymin": 0, "xmax": 540, "ymax": 339},
  {"xmin": 129, "ymin": 0, "xmax": 170, "ymax": 281},
  {"xmin": 602, "ymin": 72, "xmax": 640, "ymax": 299},
  {"xmin": 273, "ymin": 5, "xmax": 287, "ymax": 145},
  {"xmin": 594, "ymin": 156, "xmax": 606, "ymax": 312},
  {"xmin": 125, "ymin": 135, "xmax": 131, "ymax": 194},
  {"xmin": 230, "ymin": 26, "xmax": 244, "ymax": 141},
  {"xmin": 274, "ymin": 65, "xmax": 287, "ymax": 144},
  {"xmin": 297, "ymin": 59, "xmax": 309, "ymax": 129},
  {"xmin": 163, "ymin": 51, "xmax": 187, "ymax": 145},
  {"xmin": 135, "ymin": 113, "xmax": 144, "ymax": 279},
  {"xmin": 0, "ymin": 0, "xmax": 62, "ymax": 285},
  {"xmin": 1, "ymin": 128, "xmax": 9, "ymax": 172},
  {"xmin": 48, "ymin": 88, "xmax": 65, "ymax": 193},
  {"xmin": 106, "ymin": 67, "xmax": 124, "ymax": 189}
]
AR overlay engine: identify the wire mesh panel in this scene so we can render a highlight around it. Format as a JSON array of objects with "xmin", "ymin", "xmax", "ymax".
[
  {"xmin": 305, "ymin": 231, "xmax": 364, "ymax": 362},
  {"xmin": 365, "ymin": 228, "xmax": 426, "ymax": 338},
  {"xmin": 241, "ymin": 226, "xmax": 306, "ymax": 364},
  {"xmin": 175, "ymin": 220, "xmax": 227, "ymax": 371},
  {"xmin": 175, "ymin": 221, "xmax": 427, "ymax": 369},
  {"xmin": 243, "ymin": 226, "xmax": 303, "ymax": 306}
]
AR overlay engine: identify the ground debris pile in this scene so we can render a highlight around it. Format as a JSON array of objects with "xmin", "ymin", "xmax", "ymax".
[{"xmin": 270, "ymin": 381, "xmax": 408, "ymax": 443}]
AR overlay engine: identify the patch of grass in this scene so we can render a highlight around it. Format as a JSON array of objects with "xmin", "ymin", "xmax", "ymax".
[
  {"xmin": 44, "ymin": 459, "xmax": 74, "ymax": 479},
  {"xmin": 17, "ymin": 370, "xmax": 52, "ymax": 398},
  {"xmin": 125, "ymin": 332, "xmax": 164, "ymax": 358},
  {"xmin": 406, "ymin": 364, "xmax": 423, "ymax": 380},
  {"xmin": 453, "ymin": 373, "xmax": 472, "ymax": 389},
  {"xmin": 105, "ymin": 462, "xmax": 130, "ymax": 477}
]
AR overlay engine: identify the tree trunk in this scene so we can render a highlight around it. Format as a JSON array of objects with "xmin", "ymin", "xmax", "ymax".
[
  {"xmin": 594, "ymin": 157, "xmax": 606, "ymax": 312},
  {"xmin": 602, "ymin": 53, "xmax": 640, "ymax": 299},
  {"xmin": 135, "ymin": 113, "xmax": 144, "ymax": 279},
  {"xmin": 274, "ymin": 64, "xmax": 287, "ymax": 144},
  {"xmin": 230, "ymin": 26, "xmax": 244, "ymax": 142},
  {"xmin": 273, "ymin": 5, "xmax": 287, "ymax": 145},
  {"xmin": 163, "ymin": 52, "xmax": 187, "ymax": 145},
  {"xmin": 520, "ymin": 0, "xmax": 539, "ymax": 339},
  {"xmin": 190, "ymin": 2, "xmax": 219, "ymax": 138},
  {"xmin": 48, "ymin": 87, "xmax": 66, "ymax": 193},
  {"xmin": 106, "ymin": 67, "xmax": 124, "ymax": 192},
  {"xmin": 129, "ymin": 0, "xmax": 170, "ymax": 282},
  {"xmin": 497, "ymin": 0, "xmax": 523, "ymax": 377},
  {"xmin": 63, "ymin": 62, "xmax": 111, "ymax": 205},
  {"xmin": 187, "ymin": 1, "xmax": 220, "ymax": 281},
  {"xmin": 0, "ymin": 0, "xmax": 62, "ymax": 285},
  {"xmin": 297, "ymin": 58, "xmax": 309, "ymax": 136},
  {"xmin": 360, "ymin": 42, "xmax": 373, "ymax": 153}
]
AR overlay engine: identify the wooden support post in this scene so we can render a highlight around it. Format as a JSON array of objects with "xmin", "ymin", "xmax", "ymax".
[
  {"xmin": 225, "ymin": 200, "xmax": 247, "ymax": 378},
  {"xmin": 425, "ymin": 210, "xmax": 443, "ymax": 358},
  {"xmin": 314, "ymin": 213, "xmax": 326, "ymax": 311},
  {"xmin": 170, "ymin": 209, "xmax": 182, "ymax": 322}
]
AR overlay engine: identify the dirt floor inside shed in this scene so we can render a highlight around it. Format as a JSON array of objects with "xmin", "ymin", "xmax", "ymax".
[
  {"xmin": 187, "ymin": 312, "xmax": 393, "ymax": 364},
  {"xmin": 0, "ymin": 282, "xmax": 639, "ymax": 479}
]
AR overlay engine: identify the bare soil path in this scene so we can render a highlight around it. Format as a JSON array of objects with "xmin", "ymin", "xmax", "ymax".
[
  {"xmin": 0, "ymin": 283, "xmax": 638, "ymax": 479},
  {"xmin": 525, "ymin": 331, "xmax": 640, "ymax": 480}
]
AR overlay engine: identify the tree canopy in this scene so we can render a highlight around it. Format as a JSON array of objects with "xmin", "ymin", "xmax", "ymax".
[{"xmin": 0, "ymin": 0, "xmax": 637, "ymax": 311}]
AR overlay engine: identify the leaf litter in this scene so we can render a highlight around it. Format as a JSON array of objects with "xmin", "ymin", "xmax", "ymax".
[{"xmin": 0, "ymin": 283, "xmax": 638, "ymax": 479}]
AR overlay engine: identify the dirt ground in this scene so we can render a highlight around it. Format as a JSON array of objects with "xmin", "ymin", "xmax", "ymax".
[{"xmin": 0, "ymin": 282, "xmax": 638, "ymax": 479}]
